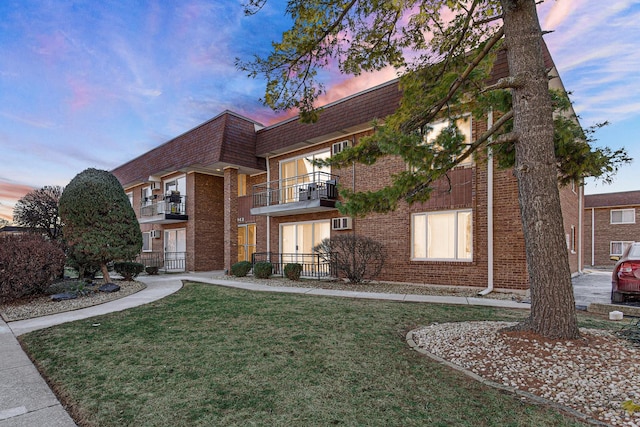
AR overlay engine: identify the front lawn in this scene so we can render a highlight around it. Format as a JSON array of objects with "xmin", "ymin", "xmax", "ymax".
[{"xmin": 21, "ymin": 282, "xmax": 589, "ymax": 426}]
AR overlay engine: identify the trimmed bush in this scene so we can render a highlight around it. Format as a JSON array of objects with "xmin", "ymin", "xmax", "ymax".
[
  {"xmin": 113, "ymin": 261, "xmax": 145, "ymax": 281},
  {"xmin": 253, "ymin": 262, "xmax": 272, "ymax": 279},
  {"xmin": 231, "ymin": 261, "xmax": 252, "ymax": 277},
  {"xmin": 284, "ymin": 263, "xmax": 303, "ymax": 281},
  {"xmin": 0, "ymin": 234, "xmax": 66, "ymax": 303},
  {"xmin": 145, "ymin": 266, "xmax": 159, "ymax": 275}
]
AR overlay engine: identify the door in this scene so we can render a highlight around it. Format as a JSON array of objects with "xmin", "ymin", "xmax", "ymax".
[
  {"xmin": 238, "ymin": 224, "xmax": 256, "ymax": 262},
  {"xmin": 280, "ymin": 221, "xmax": 330, "ymax": 264},
  {"xmin": 164, "ymin": 228, "xmax": 186, "ymax": 271}
]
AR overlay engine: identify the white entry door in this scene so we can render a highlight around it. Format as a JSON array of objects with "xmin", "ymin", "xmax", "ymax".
[{"xmin": 165, "ymin": 228, "xmax": 186, "ymax": 271}]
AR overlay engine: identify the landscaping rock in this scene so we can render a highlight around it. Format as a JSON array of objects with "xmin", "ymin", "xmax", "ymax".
[
  {"xmin": 50, "ymin": 292, "xmax": 78, "ymax": 301},
  {"xmin": 99, "ymin": 283, "xmax": 121, "ymax": 293}
]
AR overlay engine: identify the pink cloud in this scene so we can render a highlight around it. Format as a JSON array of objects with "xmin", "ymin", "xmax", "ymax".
[{"xmin": 0, "ymin": 182, "xmax": 34, "ymax": 222}]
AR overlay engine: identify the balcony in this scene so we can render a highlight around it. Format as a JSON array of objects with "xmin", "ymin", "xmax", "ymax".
[
  {"xmin": 250, "ymin": 172, "xmax": 339, "ymax": 217},
  {"xmin": 139, "ymin": 194, "xmax": 188, "ymax": 224}
]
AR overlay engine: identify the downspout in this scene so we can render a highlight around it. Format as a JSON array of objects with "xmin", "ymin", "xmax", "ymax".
[
  {"xmin": 479, "ymin": 111, "xmax": 494, "ymax": 296},
  {"xmin": 266, "ymin": 157, "xmax": 271, "ymax": 257},
  {"xmin": 591, "ymin": 207, "xmax": 595, "ymax": 267},
  {"xmin": 578, "ymin": 183, "xmax": 583, "ymax": 273}
]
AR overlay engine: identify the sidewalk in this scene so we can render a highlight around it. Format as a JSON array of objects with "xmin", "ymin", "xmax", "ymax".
[{"xmin": 1, "ymin": 272, "xmax": 530, "ymax": 426}]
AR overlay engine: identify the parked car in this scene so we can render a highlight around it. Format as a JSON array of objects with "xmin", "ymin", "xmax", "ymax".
[{"xmin": 611, "ymin": 242, "xmax": 640, "ymax": 303}]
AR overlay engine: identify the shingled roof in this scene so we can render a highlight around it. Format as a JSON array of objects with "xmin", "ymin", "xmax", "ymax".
[{"xmin": 585, "ymin": 191, "xmax": 640, "ymax": 208}]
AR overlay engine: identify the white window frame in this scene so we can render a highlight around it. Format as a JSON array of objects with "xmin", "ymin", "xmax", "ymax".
[
  {"xmin": 611, "ymin": 241, "xmax": 634, "ymax": 257},
  {"xmin": 127, "ymin": 192, "xmax": 134, "ymax": 207},
  {"xmin": 420, "ymin": 114, "xmax": 473, "ymax": 168},
  {"xmin": 164, "ymin": 175, "xmax": 187, "ymax": 197},
  {"xmin": 570, "ymin": 225, "xmax": 577, "ymax": 254},
  {"xmin": 611, "ymin": 208, "xmax": 635, "ymax": 224},
  {"xmin": 411, "ymin": 209, "xmax": 473, "ymax": 262},
  {"xmin": 142, "ymin": 232, "xmax": 152, "ymax": 252}
]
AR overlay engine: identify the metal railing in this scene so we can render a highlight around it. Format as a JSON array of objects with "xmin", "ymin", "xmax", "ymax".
[
  {"xmin": 136, "ymin": 251, "xmax": 186, "ymax": 272},
  {"xmin": 140, "ymin": 195, "xmax": 187, "ymax": 217},
  {"xmin": 252, "ymin": 172, "xmax": 338, "ymax": 208},
  {"xmin": 252, "ymin": 252, "xmax": 334, "ymax": 278}
]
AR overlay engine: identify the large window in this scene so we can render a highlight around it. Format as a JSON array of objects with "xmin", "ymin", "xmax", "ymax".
[
  {"xmin": 412, "ymin": 210, "xmax": 472, "ymax": 261},
  {"xmin": 611, "ymin": 209, "xmax": 635, "ymax": 224},
  {"xmin": 238, "ymin": 224, "xmax": 256, "ymax": 262},
  {"xmin": 611, "ymin": 241, "xmax": 634, "ymax": 257}
]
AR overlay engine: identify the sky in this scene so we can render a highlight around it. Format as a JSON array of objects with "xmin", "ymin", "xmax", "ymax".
[{"xmin": 1, "ymin": 0, "xmax": 639, "ymax": 222}]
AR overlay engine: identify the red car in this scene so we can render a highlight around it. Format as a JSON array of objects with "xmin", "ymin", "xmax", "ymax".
[{"xmin": 612, "ymin": 242, "xmax": 640, "ymax": 303}]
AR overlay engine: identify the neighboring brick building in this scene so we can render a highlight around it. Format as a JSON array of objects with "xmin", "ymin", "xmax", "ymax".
[
  {"xmin": 584, "ymin": 191, "xmax": 640, "ymax": 267},
  {"xmin": 112, "ymin": 51, "xmax": 583, "ymax": 292}
]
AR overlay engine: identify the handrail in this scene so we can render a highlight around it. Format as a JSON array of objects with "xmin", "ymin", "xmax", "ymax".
[
  {"xmin": 252, "ymin": 172, "xmax": 339, "ymax": 208},
  {"xmin": 140, "ymin": 195, "xmax": 187, "ymax": 217}
]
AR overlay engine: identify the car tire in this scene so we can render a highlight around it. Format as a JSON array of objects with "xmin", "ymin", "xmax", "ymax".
[{"xmin": 612, "ymin": 291, "xmax": 626, "ymax": 304}]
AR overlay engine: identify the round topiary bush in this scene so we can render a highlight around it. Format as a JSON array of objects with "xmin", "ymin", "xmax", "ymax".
[
  {"xmin": 253, "ymin": 261, "xmax": 272, "ymax": 279},
  {"xmin": 113, "ymin": 261, "xmax": 145, "ymax": 281},
  {"xmin": 284, "ymin": 263, "xmax": 303, "ymax": 281},
  {"xmin": 145, "ymin": 266, "xmax": 159, "ymax": 275},
  {"xmin": 231, "ymin": 261, "xmax": 252, "ymax": 277}
]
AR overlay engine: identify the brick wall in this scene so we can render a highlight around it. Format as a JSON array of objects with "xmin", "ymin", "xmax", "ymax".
[{"xmin": 584, "ymin": 205, "xmax": 640, "ymax": 267}]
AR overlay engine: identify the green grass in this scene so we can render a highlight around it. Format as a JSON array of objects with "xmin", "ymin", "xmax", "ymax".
[{"xmin": 21, "ymin": 282, "xmax": 595, "ymax": 427}]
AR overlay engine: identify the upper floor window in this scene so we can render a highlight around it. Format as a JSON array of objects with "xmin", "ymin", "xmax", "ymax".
[
  {"xmin": 165, "ymin": 176, "xmax": 186, "ymax": 197},
  {"xmin": 238, "ymin": 174, "xmax": 247, "ymax": 197},
  {"xmin": 412, "ymin": 209, "xmax": 472, "ymax": 261},
  {"xmin": 127, "ymin": 192, "xmax": 133, "ymax": 207},
  {"xmin": 411, "ymin": 115, "xmax": 473, "ymax": 171},
  {"xmin": 611, "ymin": 208, "xmax": 635, "ymax": 224}
]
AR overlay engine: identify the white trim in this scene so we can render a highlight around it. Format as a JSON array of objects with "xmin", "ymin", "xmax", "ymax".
[
  {"xmin": 610, "ymin": 208, "xmax": 635, "ymax": 224},
  {"xmin": 411, "ymin": 209, "xmax": 473, "ymax": 262}
]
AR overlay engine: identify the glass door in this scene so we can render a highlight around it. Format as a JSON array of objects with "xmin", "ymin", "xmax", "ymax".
[
  {"xmin": 280, "ymin": 221, "xmax": 330, "ymax": 264},
  {"xmin": 164, "ymin": 228, "xmax": 186, "ymax": 271}
]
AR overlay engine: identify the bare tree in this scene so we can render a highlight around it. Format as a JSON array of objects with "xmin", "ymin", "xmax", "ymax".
[{"xmin": 13, "ymin": 186, "xmax": 64, "ymax": 240}]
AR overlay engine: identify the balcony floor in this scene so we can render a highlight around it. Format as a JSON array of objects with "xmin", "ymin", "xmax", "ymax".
[{"xmin": 250, "ymin": 199, "xmax": 337, "ymax": 217}]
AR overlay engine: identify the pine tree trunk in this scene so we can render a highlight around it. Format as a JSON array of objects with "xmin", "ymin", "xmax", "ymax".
[
  {"xmin": 101, "ymin": 263, "xmax": 112, "ymax": 284},
  {"xmin": 500, "ymin": 0, "xmax": 580, "ymax": 339}
]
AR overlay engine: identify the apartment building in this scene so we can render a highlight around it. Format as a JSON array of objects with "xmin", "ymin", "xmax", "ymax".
[
  {"xmin": 112, "ymin": 52, "xmax": 583, "ymax": 292},
  {"xmin": 584, "ymin": 191, "xmax": 640, "ymax": 267}
]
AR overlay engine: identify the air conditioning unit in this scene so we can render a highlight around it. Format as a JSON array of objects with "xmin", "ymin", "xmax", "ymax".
[
  {"xmin": 150, "ymin": 230, "xmax": 161, "ymax": 239},
  {"xmin": 332, "ymin": 217, "xmax": 352, "ymax": 230},
  {"xmin": 332, "ymin": 139, "xmax": 351, "ymax": 155},
  {"xmin": 150, "ymin": 182, "xmax": 160, "ymax": 190}
]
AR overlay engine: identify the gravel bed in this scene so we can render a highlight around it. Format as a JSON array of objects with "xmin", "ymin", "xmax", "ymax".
[
  {"xmin": 0, "ymin": 280, "xmax": 146, "ymax": 322},
  {"xmin": 212, "ymin": 274, "xmax": 525, "ymax": 301},
  {"xmin": 411, "ymin": 321, "xmax": 640, "ymax": 427}
]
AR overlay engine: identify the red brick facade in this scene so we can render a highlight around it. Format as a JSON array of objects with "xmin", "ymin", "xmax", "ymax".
[
  {"xmin": 584, "ymin": 191, "xmax": 640, "ymax": 267},
  {"xmin": 112, "ymin": 55, "xmax": 582, "ymax": 291}
]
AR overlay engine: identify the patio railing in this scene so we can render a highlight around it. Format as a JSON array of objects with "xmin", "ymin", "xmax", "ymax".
[
  {"xmin": 252, "ymin": 252, "xmax": 334, "ymax": 278},
  {"xmin": 136, "ymin": 251, "xmax": 186, "ymax": 272}
]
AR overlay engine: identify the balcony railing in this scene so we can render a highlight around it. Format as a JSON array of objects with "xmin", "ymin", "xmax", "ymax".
[
  {"xmin": 252, "ymin": 172, "xmax": 338, "ymax": 208},
  {"xmin": 252, "ymin": 252, "xmax": 334, "ymax": 278},
  {"xmin": 140, "ymin": 195, "xmax": 187, "ymax": 217}
]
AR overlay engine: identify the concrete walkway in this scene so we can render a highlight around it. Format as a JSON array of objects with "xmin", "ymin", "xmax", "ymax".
[{"xmin": 0, "ymin": 272, "xmax": 557, "ymax": 426}]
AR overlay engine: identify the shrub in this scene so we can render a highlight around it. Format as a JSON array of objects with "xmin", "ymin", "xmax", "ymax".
[
  {"xmin": 231, "ymin": 261, "xmax": 252, "ymax": 277},
  {"xmin": 113, "ymin": 261, "xmax": 145, "ymax": 281},
  {"xmin": 253, "ymin": 262, "xmax": 273, "ymax": 279},
  {"xmin": 0, "ymin": 234, "xmax": 66, "ymax": 303},
  {"xmin": 284, "ymin": 263, "xmax": 303, "ymax": 281},
  {"xmin": 313, "ymin": 234, "xmax": 386, "ymax": 284},
  {"xmin": 145, "ymin": 266, "xmax": 159, "ymax": 275}
]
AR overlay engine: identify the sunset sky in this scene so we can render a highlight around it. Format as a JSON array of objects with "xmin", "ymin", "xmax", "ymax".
[{"xmin": 1, "ymin": 0, "xmax": 639, "ymax": 222}]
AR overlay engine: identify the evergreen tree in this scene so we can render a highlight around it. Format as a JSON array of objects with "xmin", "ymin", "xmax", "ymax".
[
  {"xmin": 239, "ymin": 0, "xmax": 631, "ymax": 339},
  {"xmin": 59, "ymin": 168, "xmax": 142, "ymax": 283}
]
